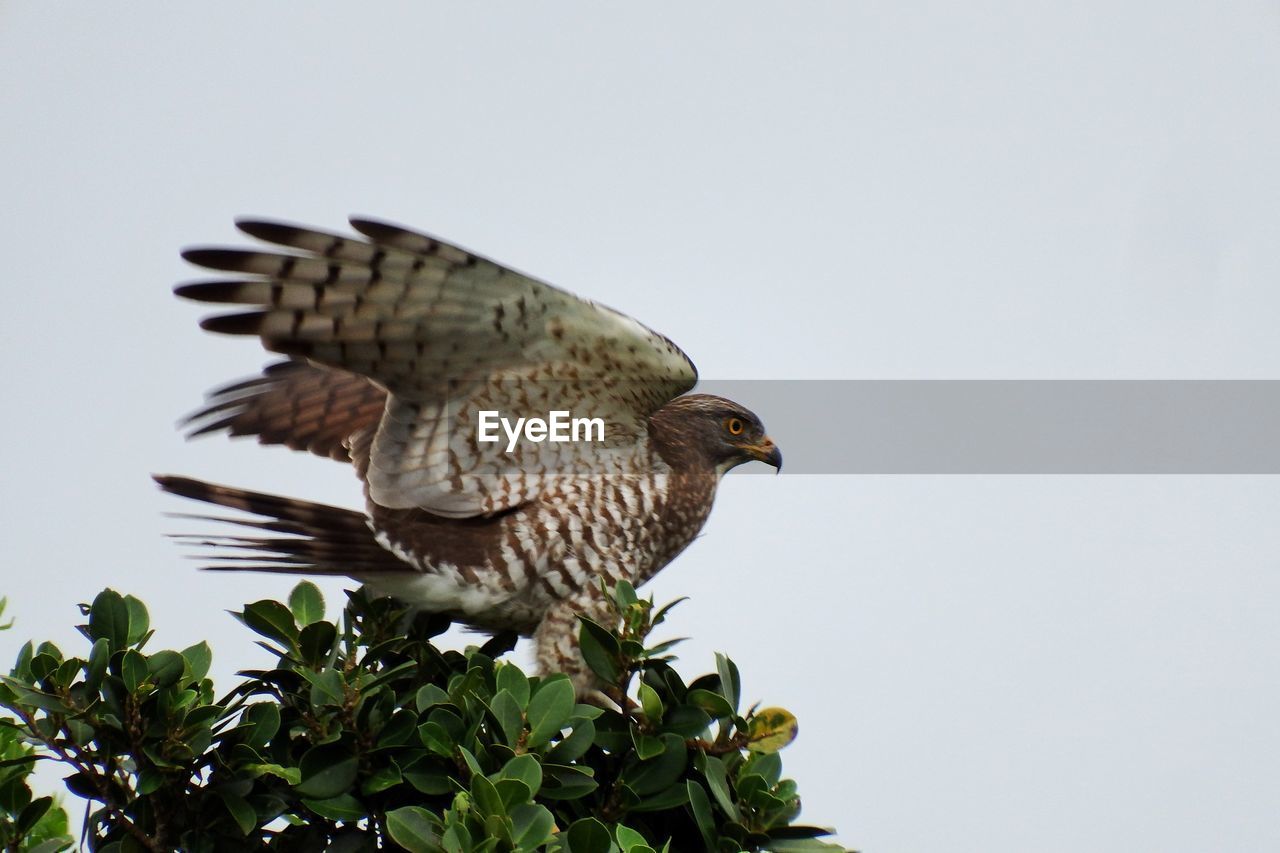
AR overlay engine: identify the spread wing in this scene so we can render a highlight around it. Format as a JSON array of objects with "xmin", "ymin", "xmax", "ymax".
[{"xmin": 177, "ymin": 217, "xmax": 698, "ymax": 517}]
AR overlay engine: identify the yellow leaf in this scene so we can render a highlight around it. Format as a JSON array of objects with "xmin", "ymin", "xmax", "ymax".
[{"xmin": 747, "ymin": 707, "xmax": 798, "ymax": 754}]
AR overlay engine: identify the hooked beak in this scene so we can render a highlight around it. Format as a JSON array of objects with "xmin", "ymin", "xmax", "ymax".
[{"xmin": 745, "ymin": 437, "xmax": 783, "ymax": 472}]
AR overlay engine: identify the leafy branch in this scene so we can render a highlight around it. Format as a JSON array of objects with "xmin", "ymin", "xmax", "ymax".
[
  {"xmin": 0, "ymin": 586, "xmax": 849, "ymax": 851},
  {"xmin": 0, "ymin": 597, "xmax": 75, "ymax": 852}
]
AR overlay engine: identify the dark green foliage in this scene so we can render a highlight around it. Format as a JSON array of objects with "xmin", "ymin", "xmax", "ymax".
[
  {"xmin": 0, "ymin": 597, "xmax": 76, "ymax": 852},
  {"xmin": 0, "ymin": 584, "xmax": 848, "ymax": 851}
]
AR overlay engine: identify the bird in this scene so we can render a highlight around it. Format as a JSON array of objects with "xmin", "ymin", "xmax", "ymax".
[{"xmin": 156, "ymin": 216, "xmax": 781, "ymax": 697}]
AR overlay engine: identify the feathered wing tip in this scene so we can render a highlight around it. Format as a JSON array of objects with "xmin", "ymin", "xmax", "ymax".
[
  {"xmin": 178, "ymin": 360, "xmax": 387, "ymax": 464},
  {"xmin": 153, "ymin": 475, "xmax": 410, "ymax": 576}
]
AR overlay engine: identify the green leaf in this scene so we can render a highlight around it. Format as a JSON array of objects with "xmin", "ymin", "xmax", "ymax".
[
  {"xmin": 217, "ymin": 791, "xmax": 256, "ymax": 835},
  {"xmin": 52, "ymin": 658, "xmax": 78, "ymax": 691},
  {"xmin": 428, "ymin": 704, "xmax": 466, "ymax": 746},
  {"xmin": 386, "ymin": 805, "xmax": 439, "ymax": 853},
  {"xmin": 361, "ymin": 764, "xmax": 402, "ymax": 795},
  {"xmin": 495, "ymin": 778, "xmax": 534, "ymax": 810},
  {"xmin": 631, "ymin": 730, "xmax": 665, "ymax": 761},
  {"xmin": 307, "ymin": 668, "xmax": 345, "ymax": 709},
  {"xmin": 495, "ymin": 754, "xmax": 542, "ymax": 796},
  {"xmin": 566, "ymin": 817, "xmax": 613, "ymax": 853},
  {"xmin": 25, "ymin": 843, "xmax": 72, "ymax": 853},
  {"xmin": 120, "ymin": 650, "xmax": 147, "ymax": 694},
  {"xmin": 490, "ymin": 689, "xmax": 525, "ymax": 747},
  {"xmin": 87, "ymin": 590, "xmax": 130, "ymax": 650},
  {"xmin": 614, "ymin": 580, "xmax": 639, "ymax": 609},
  {"xmin": 747, "ymin": 707, "xmax": 799, "ymax": 754},
  {"xmin": 624, "ymin": 733, "xmax": 687, "ymax": 796},
  {"xmin": 67, "ymin": 720, "xmax": 95, "ymax": 750},
  {"xmin": 739, "ymin": 773, "xmax": 787, "ymax": 812},
  {"xmin": 510, "ymin": 803, "xmax": 555, "ymax": 850},
  {"xmin": 642, "ymin": 637, "xmax": 687, "ymax": 657},
  {"xmin": 651, "ymin": 596, "xmax": 688, "ymax": 627},
  {"xmin": 5, "ymin": 683, "xmax": 68, "ymax": 714},
  {"xmin": 357, "ymin": 656, "xmax": 415, "ymax": 692},
  {"xmin": 687, "ymin": 780, "xmax": 717, "ymax": 848},
  {"xmin": 288, "ymin": 581, "xmax": 326, "ymax": 625},
  {"xmin": 631, "ymin": 784, "xmax": 689, "ymax": 812},
  {"xmin": 294, "ymin": 744, "xmax": 357, "ymax": 799},
  {"xmin": 180, "ymin": 640, "xmax": 212, "ymax": 682},
  {"xmin": 136, "ymin": 768, "xmax": 164, "ymax": 795},
  {"xmin": 239, "ymin": 600, "xmax": 299, "ymax": 648},
  {"xmin": 546, "ymin": 719, "xmax": 595, "ymax": 764},
  {"xmin": 703, "ymin": 754, "xmax": 739, "ymax": 820},
  {"xmin": 526, "ymin": 676, "xmax": 575, "ymax": 747},
  {"xmin": 298, "ymin": 621, "xmax": 337, "ymax": 666},
  {"xmin": 28, "ymin": 652, "xmax": 57, "ymax": 685},
  {"xmin": 83, "ymin": 635, "xmax": 108, "ymax": 686},
  {"xmin": 123, "ymin": 595, "xmax": 150, "ymax": 645},
  {"xmin": 401, "ymin": 760, "xmax": 452, "ymax": 795},
  {"xmin": 715, "ymin": 653, "xmax": 740, "ymax": 711},
  {"xmin": 578, "ymin": 618, "xmax": 622, "ymax": 683},
  {"xmin": 745, "ymin": 751, "xmax": 783, "ymax": 787},
  {"xmin": 302, "ymin": 793, "xmax": 364, "ymax": 821},
  {"xmin": 243, "ymin": 763, "xmax": 301, "ymax": 785},
  {"xmin": 615, "ymin": 825, "xmax": 649, "ymax": 852},
  {"xmin": 415, "ymin": 683, "xmax": 450, "ymax": 712},
  {"xmin": 687, "ymin": 688, "xmax": 735, "ymax": 719},
  {"xmin": 470, "ymin": 774, "xmax": 505, "ymax": 818},
  {"xmin": 147, "ymin": 650, "xmax": 185, "ymax": 688},
  {"xmin": 373, "ymin": 709, "xmax": 417, "ymax": 749},
  {"xmin": 10, "ymin": 640, "xmax": 32, "ymax": 681},
  {"xmin": 240, "ymin": 702, "xmax": 280, "ymax": 750},
  {"xmin": 54, "ymin": 655, "xmax": 82, "ymax": 691},
  {"xmin": 664, "ymin": 705, "xmax": 713, "ymax": 738},
  {"xmin": 637, "ymin": 682, "xmax": 663, "ymax": 723},
  {"xmin": 457, "ymin": 746, "xmax": 484, "ymax": 778},
  {"xmin": 0, "ymin": 773, "xmax": 33, "ymax": 813},
  {"xmin": 539, "ymin": 763, "xmax": 598, "ymax": 801},
  {"xmin": 496, "ymin": 662, "xmax": 531, "ymax": 708},
  {"xmin": 16, "ymin": 795, "xmax": 52, "ymax": 836},
  {"xmin": 418, "ymin": 721, "xmax": 454, "ymax": 757},
  {"xmin": 61, "ymin": 770, "xmax": 103, "ymax": 802},
  {"xmin": 0, "ymin": 754, "xmax": 42, "ymax": 770},
  {"xmin": 140, "ymin": 740, "xmax": 180, "ymax": 769}
]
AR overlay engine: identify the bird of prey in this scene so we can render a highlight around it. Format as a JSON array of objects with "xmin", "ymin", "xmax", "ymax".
[{"xmin": 156, "ymin": 217, "xmax": 781, "ymax": 696}]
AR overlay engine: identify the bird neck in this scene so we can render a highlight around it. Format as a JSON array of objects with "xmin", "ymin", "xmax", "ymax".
[{"xmin": 646, "ymin": 411, "xmax": 715, "ymax": 476}]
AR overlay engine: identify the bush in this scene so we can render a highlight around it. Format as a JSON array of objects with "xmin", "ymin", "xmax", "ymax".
[
  {"xmin": 0, "ymin": 598, "xmax": 76, "ymax": 852},
  {"xmin": 0, "ymin": 583, "xmax": 848, "ymax": 851}
]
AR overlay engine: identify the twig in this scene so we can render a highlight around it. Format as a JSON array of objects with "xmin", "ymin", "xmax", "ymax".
[
  {"xmin": 685, "ymin": 734, "xmax": 749, "ymax": 756},
  {"xmin": 11, "ymin": 707, "xmax": 162, "ymax": 851}
]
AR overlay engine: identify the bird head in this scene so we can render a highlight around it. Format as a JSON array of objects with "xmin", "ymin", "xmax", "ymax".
[{"xmin": 651, "ymin": 394, "xmax": 782, "ymax": 475}]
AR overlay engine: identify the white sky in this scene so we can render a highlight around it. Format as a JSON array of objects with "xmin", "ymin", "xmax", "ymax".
[{"xmin": 3, "ymin": 3, "xmax": 1280, "ymax": 850}]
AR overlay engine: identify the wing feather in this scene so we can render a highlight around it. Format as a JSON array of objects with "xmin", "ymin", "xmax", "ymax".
[
  {"xmin": 183, "ymin": 360, "xmax": 387, "ymax": 462},
  {"xmin": 179, "ymin": 218, "xmax": 697, "ymax": 516}
]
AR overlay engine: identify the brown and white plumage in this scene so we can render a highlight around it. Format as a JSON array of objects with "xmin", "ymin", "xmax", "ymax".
[
  {"xmin": 183, "ymin": 360, "xmax": 385, "ymax": 462},
  {"xmin": 158, "ymin": 217, "xmax": 781, "ymax": 694}
]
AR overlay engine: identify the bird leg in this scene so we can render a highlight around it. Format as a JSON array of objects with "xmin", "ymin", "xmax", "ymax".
[{"xmin": 533, "ymin": 588, "xmax": 621, "ymax": 707}]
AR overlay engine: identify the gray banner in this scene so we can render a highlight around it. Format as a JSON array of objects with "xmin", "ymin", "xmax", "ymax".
[{"xmin": 704, "ymin": 380, "xmax": 1280, "ymax": 474}]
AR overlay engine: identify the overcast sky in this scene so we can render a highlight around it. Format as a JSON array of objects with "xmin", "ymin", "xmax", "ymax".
[{"xmin": 3, "ymin": 4, "xmax": 1280, "ymax": 851}]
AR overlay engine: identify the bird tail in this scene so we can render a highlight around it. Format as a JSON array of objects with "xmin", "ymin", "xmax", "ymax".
[{"xmin": 153, "ymin": 475, "xmax": 407, "ymax": 575}]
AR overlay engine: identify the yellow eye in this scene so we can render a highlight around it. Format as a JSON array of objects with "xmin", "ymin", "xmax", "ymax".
[{"xmin": 726, "ymin": 417, "xmax": 745, "ymax": 436}]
